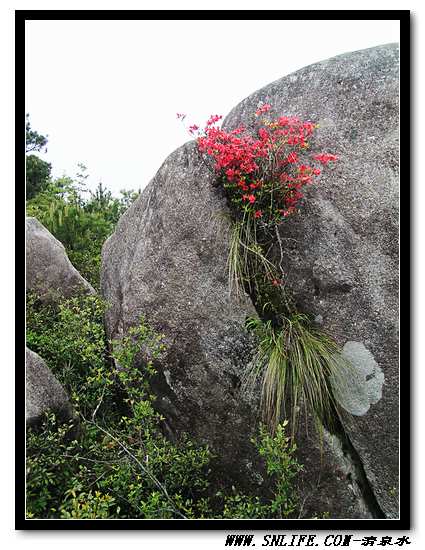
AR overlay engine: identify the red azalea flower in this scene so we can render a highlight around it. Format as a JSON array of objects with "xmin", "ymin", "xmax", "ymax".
[
  {"xmin": 188, "ymin": 124, "xmax": 199, "ymax": 134},
  {"xmin": 206, "ymin": 114, "xmax": 223, "ymax": 126},
  {"xmin": 286, "ymin": 152, "xmax": 298, "ymax": 163},
  {"xmin": 278, "ymin": 116, "xmax": 289, "ymax": 127},
  {"xmin": 255, "ymin": 103, "xmax": 272, "ymax": 116},
  {"xmin": 254, "ymin": 210, "xmax": 263, "ymax": 218},
  {"xmin": 258, "ymin": 128, "xmax": 269, "ymax": 141},
  {"xmin": 282, "ymin": 207, "xmax": 296, "ymax": 217},
  {"xmin": 313, "ymin": 153, "xmax": 338, "ymax": 164}
]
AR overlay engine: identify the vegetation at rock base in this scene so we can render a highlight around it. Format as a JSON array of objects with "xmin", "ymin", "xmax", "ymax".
[{"xmin": 26, "ymin": 292, "xmax": 301, "ymax": 519}]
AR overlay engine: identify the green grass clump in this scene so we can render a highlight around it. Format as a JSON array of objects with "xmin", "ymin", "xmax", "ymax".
[
  {"xmin": 245, "ymin": 313, "xmax": 349, "ymax": 437},
  {"xmin": 225, "ymin": 209, "xmax": 351, "ymax": 441}
]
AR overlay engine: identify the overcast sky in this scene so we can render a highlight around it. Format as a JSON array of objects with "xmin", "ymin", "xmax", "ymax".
[{"xmin": 25, "ymin": 19, "xmax": 400, "ymax": 196}]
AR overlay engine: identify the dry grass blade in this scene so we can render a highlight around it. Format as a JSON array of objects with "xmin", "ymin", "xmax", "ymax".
[{"xmin": 227, "ymin": 216, "xmax": 279, "ymax": 298}]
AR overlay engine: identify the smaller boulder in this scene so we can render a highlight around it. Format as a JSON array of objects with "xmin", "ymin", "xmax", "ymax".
[
  {"xmin": 26, "ymin": 217, "xmax": 94, "ymax": 304},
  {"xmin": 26, "ymin": 347, "xmax": 74, "ymax": 427}
]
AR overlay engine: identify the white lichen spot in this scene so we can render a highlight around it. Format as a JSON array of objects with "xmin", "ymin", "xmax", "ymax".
[{"xmin": 330, "ymin": 341, "xmax": 385, "ymax": 416}]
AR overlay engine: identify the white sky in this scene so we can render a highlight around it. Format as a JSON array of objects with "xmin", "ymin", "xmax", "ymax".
[{"xmin": 25, "ymin": 19, "xmax": 400, "ymax": 196}]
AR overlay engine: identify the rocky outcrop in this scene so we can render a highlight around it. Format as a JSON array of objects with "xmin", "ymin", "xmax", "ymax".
[
  {"xmin": 100, "ymin": 160, "xmax": 366, "ymax": 517},
  {"xmin": 26, "ymin": 217, "xmax": 95, "ymax": 303},
  {"xmin": 26, "ymin": 347, "xmax": 74, "ymax": 427},
  {"xmin": 224, "ymin": 43, "xmax": 399, "ymax": 517},
  {"xmin": 101, "ymin": 44, "xmax": 399, "ymax": 517},
  {"xmin": 101, "ymin": 142, "xmax": 268, "ymax": 494}
]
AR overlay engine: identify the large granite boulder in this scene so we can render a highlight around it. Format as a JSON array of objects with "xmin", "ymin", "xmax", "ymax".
[
  {"xmin": 26, "ymin": 347, "xmax": 74, "ymax": 427},
  {"xmin": 223, "ymin": 43, "xmax": 399, "ymax": 517},
  {"xmin": 101, "ymin": 44, "xmax": 398, "ymax": 517},
  {"xmin": 101, "ymin": 142, "xmax": 266, "ymax": 494},
  {"xmin": 26, "ymin": 217, "xmax": 95, "ymax": 303},
  {"xmin": 101, "ymin": 148, "xmax": 367, "ymax": 516}
]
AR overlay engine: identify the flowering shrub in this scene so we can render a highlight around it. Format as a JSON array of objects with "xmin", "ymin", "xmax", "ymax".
[
  {"xmin": 177, "ymin": 106, "xmax": 346, "ymax": 437},
  {"xmin": 178, "ymin": 105, "xmax": 337, "ymax": 227}
]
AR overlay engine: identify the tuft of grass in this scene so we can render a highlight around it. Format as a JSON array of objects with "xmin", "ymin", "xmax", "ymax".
[
  {"xmin": 227, "ymin": 221, "xmax": 247, "ymax": 297},
  {"xmin": 227, "ymin": 215, "xmax": 277, "ymax": 298},
  {"xmin": 226, "ymin": 214, "xmax": 351, "ymax": 442},
  {"xmin": 245, "ymin": 313, "xmax": 350, "ymax": 438}
]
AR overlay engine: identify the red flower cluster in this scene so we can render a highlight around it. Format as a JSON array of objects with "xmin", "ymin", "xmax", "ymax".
[
  {"xmin": 313, "ymin": 153, "xmax": 338, "ymax": 164},
  {"xmin": 255, "ymin": 103, "xmax": 272, "ymax": 116},
  {"xmin": 242, "ymin": 194, "xmax": 256, "ymax": 204},
  {"xmin": 197, "ymin": 125, "xmax": 265, "ymax": 178},
  {"xmin": 206, "ymin": 114, "xmax": 223, "ymax": 126},
  {"xmin": 180, "ymin": 105, "xmax": 338, "ymax": 225}
]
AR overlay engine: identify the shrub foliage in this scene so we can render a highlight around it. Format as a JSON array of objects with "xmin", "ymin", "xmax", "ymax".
[{"xmin": 26, "ymin": 293, "xmax": 301, "ymax": 519}]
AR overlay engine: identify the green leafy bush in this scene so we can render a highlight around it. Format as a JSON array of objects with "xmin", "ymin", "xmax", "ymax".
[
  {"xmin": 255, "ymin": 421, "xmax": 302, "ymax": 516},
  {"xmin": 26, "ymin": 173, "xmax": 139, "ymax": 289},
  {"xmin": 26, "ymin": 293, "xmax": 302, "ymax": 519},
  {"xmin": 216, "ymin": 422, "xmax": 301, "ymax": 519}
]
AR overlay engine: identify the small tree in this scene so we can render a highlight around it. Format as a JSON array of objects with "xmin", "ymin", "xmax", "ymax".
[{"xmin": 26, "ymin": 114, "xmax": 52, "ymax": 199}]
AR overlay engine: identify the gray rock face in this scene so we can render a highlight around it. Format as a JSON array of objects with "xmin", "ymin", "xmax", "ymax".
[
  {"xmin": 223, "ymin": 43, "xmax": 399, "ymax": 517},
  {"xmin": 101, "ymin": 142, "xmax": 265, "ymax": 493},
  {"xmin": 26, "ymin": 217, "xmax": 95, "ymax": 303},
  {"xmin": 101, "ymin": 148, "xmax": 367, "ymax": 517},
  {"xmin": 26, "ymin": 347, "xmax": 74, "ymax": 427},
  {"xmin": 101, "ymin": 44, "xmax": 398, "ymax": 517},
  {"xmin": 101, "ymin": 143, "xmax": 367, "ymax": 517}
]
